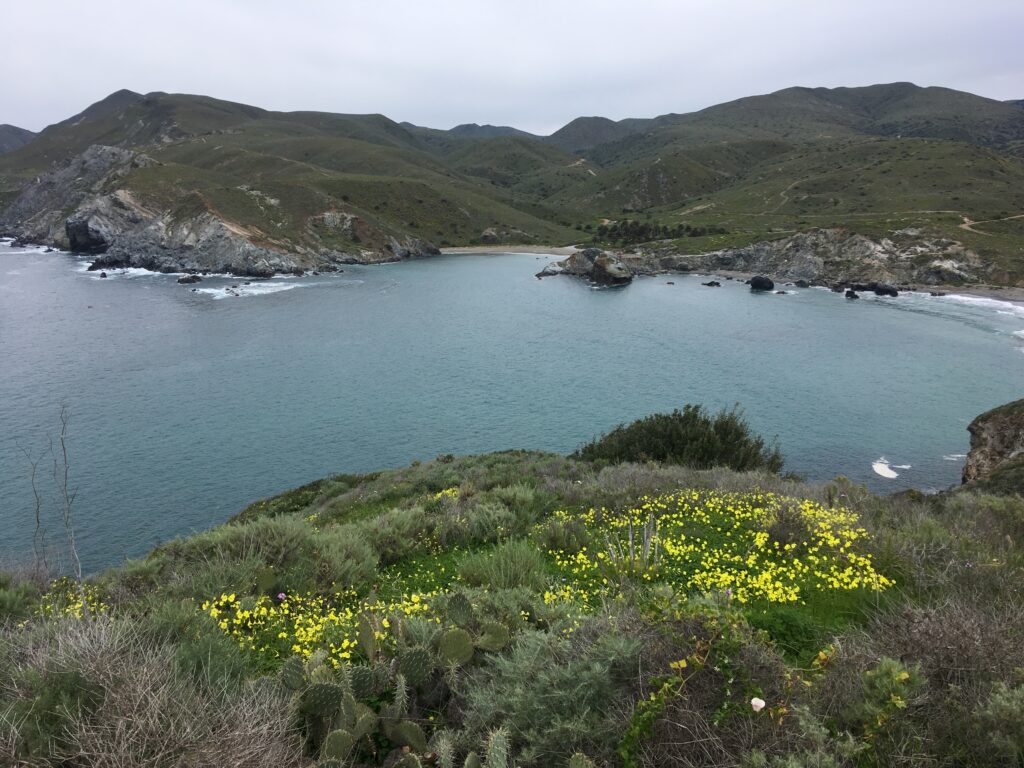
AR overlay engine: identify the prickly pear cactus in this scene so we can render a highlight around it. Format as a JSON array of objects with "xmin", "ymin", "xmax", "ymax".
[
  {"xmin": 446, "ymin": 592, "xmax": 474, "ymax": 627},
  {"xmin": 280, "ymin": 655, "xmax": 306, "ymax": 691},
  {"xmin": 568, "ymin": 753, "xmax": 595, "ymax": 768},
  {"xmin": 485, "ymin": 728, "xmax": 510, "ymax": 768},
  {"xmin": 350, "ymin": 708, "xmax": 378, "ymax": 740},
  {"xmin": 463, "ymin": 752, "xmax": 482, "ymax": 768},
  {"xmin": 321, "ymin": 729, "xmax": 356, "ymax": 760},
  {"xmin": 396, "ymin": 754, "xmax": 423, "ymax": 768},
  {"xmin": 385, "ymin": 719, "xmax": 428, "ymax": 753},
  {"xmin": 434, "ymin": 732, "xmax": 456, "ymax": 768},
  {"xmin": 384, "ymin": 673, "xmax": 410, "ymax": 720},
  {"xmin": 357, "ymin": 612, "xmax": 378, "ymax": 662},
  {"xmin": 439, "ymin": 627, "xmax": 474, "ymax": 666},
  {"xmin": 349, "ymin": 664, "xmax": 375, "ymax": 699},
  {"xmin": 476, "ymin": 622, "xmax": 511, "ymax": 652},
  {"xmin": 301, "ymin": 682, "xmax": 346, "ymax": 716},
  {"xmin": 398, "ymin": 647, "xmax": 434, "ymax": 688}
]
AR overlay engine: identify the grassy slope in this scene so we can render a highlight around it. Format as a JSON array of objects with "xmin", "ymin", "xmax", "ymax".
[{"xmin": 3, "ymin": 448, "xmax": 1023, "ymax": 766}]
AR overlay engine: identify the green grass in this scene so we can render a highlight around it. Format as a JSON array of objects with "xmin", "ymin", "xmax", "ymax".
[{"xmin": 4, "ymin": 436, "xmax": 1024, "ymax": 766}]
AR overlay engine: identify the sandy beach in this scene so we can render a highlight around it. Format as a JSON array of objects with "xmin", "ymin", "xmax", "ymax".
[{"xmin": 440, "ymin": 244, "xmax": 581, "ymax": 256}]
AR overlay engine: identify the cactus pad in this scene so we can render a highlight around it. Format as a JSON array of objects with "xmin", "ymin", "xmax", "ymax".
[
  {"xmin": 280, "ymin": 656, "xmax": 305, "ymax": 691},
  {"xmin": 446, "ymin": 592, "xmax": 474, "ymax": 627},
  {"xmin": 301, "ymin": 682, "xmax": 345, "ymax": 716},
  {"xmin": 386, "ymin": 719, "xmax": 427, "ymax": 752},
  {"xmin": 398, "ymin": 647, "xmax": 434, "ymax": 688},
  {"xmin": 349, "ymin": 664, "xmax": 375, "ymax": 699},
  {"xmin": 322, "ymin": 729, "xmax": 356, "ymax": 760},
  {"xmin": 476, "ymin": 622, "xmax": 511, "ymax": 652},
  {"xmin": 439, "ymin": 627, "xmax": 474, "ymax": 666},
  {"xmin": 357, "ymin": 613, "xmax": 378, "ymax": 661}
]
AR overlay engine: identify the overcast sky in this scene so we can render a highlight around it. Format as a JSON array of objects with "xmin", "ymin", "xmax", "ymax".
[{"xmin": 3, "ymin": 0, "xmax": 1022, "ymax": 135}]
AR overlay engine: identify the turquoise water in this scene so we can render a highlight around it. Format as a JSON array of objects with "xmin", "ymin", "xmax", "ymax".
[{"xmin": 2, "ymin": 242, "xmax": 1023, "ymax": 571}]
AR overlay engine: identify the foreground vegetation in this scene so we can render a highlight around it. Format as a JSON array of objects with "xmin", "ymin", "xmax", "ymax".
[{"xmin": 2, "ymin": 412, "xmax": 1024, "ymax": 766}]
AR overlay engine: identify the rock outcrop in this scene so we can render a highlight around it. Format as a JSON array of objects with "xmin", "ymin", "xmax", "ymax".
[
  {"xmin": 0, "ymin": 145, "xmax": 441, "ymax": 276},
  {"xmin": 537, "ymin": 248, "xmax": 633, "ymax": 285},
  {"xmin": 963, "ymin": 399, "xmax": 1024, "ymax": 488},
  {"xmin": 620, "ymin": 228, "xmax": 987, "ymax": 287},
  {"xmin": 749, "ymin": 275, "xmax": 774, "ymax": 291}
]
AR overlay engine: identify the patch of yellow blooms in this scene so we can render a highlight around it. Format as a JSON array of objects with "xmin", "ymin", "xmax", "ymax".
[
  {"xmin": 200, "ymin": 589, "xmax": 438, "ymax": 665},
  {"xmin": 547, "ymin": 491, "xmax": 892, "ymax": 605}
]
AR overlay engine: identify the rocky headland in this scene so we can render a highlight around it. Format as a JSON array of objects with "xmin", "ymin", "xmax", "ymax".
[
  {"xmin": 523, "ymin": 228, "xmax": 1014, "ymax": 298},
  {"xmin": 962, "ymin": 398, "xmax": 1024, "ymax": 494},
  {"xmin": 0, "ymin": 145, "xmax": 439, "ymax": 277},
  {"xmin": 619, "ymin": 228, "xmax": 990, "ymax": 290}
]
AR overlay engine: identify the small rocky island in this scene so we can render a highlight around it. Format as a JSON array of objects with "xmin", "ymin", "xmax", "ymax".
[{"xmin": 536, "ymin": 248, "xmax": 633, "ymax": 285}]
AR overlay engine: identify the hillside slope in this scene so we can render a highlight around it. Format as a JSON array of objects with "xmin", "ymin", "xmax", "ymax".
[
  {"xmin": 1, "ymin": 82, "xmax": 1022, "ymax": 280},
  {"xmin": 0, "ymin": 125, "xmax": 36, "ymax": 155},
  {"xmin": 2, "ymin": 398, "xmax": 1023, "ymax": 766}
]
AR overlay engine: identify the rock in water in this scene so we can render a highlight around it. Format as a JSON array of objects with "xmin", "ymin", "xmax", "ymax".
[
  {"xmin": 795, "ymin": 279, "xmax": 811, "ymax": 288},
  {"xmin": 845, "ymin": 289, "xmax": 859, "ymax": 299},
  {"xmin": 536, "ymin": 248, "xmax": 633, "ymax": 285},
  {"xmin": 701, "ymin": 280, "xmax": 721, "ymax": 287},
  {"xmin": 873, "ymin": 284, "xmax": 899, "ymax": 297},
  {"xmin": 749, "ymin": 275, "xmax": 774, "ymax": 291},
  {"xmin": 177, "ymin": 274, "xmax": 202, "ymax": 284}
]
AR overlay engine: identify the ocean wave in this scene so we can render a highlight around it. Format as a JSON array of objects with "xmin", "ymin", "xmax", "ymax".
[
  {"xmin": 872, "ymin": 456, "xmax": 911, "ymax": 478},
  {"xmin": 939, "ymin": 293, "xmax": 1024, "ymax": 318},
  {"xmin": 871, "ymin": 457, "xmax": 899, "ymax": 479},
  {"xmin": 193, "ymin": 282, "xmax": 315, "ymax": 299},
  {"xmin": 943, "ymin": 454, "xmax": 967, "ymax": 461},
  {"xmin": 82, "ymin": 266, "xmax": 176, "ymax": 279}
]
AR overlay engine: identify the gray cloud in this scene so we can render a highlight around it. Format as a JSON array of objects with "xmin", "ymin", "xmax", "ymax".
[{"xmin": 2, "ymin": 0, "xmax": 1022, "ymax": 134}]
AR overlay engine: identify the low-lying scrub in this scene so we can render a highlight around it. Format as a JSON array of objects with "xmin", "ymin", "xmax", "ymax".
[{"xmin": 3, "ymin": 442, "xmax": 1023, "ymax": 766}]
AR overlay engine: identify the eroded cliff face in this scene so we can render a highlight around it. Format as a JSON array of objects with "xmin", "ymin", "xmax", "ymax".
[
  {"xmin": 963, "ymin": 399, "xmax": 1024, "ymax": 486},
  {"xmin": 624, "ymin": 228, "xmax": 986, "ymax": 287},
  {"xmin": 0, "ymin": 145, "xmax": 439, "ymax": 276}
]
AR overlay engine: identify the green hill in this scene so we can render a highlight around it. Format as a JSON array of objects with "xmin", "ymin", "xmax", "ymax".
[
  {"xmin": 1, "ymin": 82, "xmax": 1023, "ymax": 280},
  {"xmin": 0, "ymin": 124, "xmax": 36, "ymax": 155}
]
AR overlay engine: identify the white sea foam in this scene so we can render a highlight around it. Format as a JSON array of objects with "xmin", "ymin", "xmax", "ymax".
[
  {"xmin": 943, "ymin": 454, "xmax": 967, "ymax": 461},
  {"xmin": 1013, "ymin": 330, "xmax": 1024, "ymax": 339},
  {"xmin": 872, "ymin": 457, "xmax": 900, "ymax": 479},
  {"xmin": 193, "ymin": 282, "xmax": 313, "ymax": 299},
  {"xmin": 940, "ymin": 294, "xmax": 1024, "ymax": 318},
  {"xmin": 82, "ymin": 266, "xmax": 175, "ymax": 279}
]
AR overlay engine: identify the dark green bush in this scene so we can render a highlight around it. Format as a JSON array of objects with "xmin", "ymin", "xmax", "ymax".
[{"xmin": 574, "ymin": 406, "xmax": 784, "ymax": 473}]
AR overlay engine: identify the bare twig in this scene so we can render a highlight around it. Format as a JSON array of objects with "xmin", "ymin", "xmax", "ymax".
[
  {"xmin": 50, "ymin": 405, "xmax": 87, "ymax": 616},
  {"xmin": 20, "ymin": 444, "xmax": 48, "ymax": 577}
]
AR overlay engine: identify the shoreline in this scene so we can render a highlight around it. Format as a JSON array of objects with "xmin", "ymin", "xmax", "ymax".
[
  {"xmin": 440, "ymin": 244, "xmax": 581, "ymax": 256},
  {"xmin": 8, "ymin": 238, "xmax": 1024, "ymax": 307}
]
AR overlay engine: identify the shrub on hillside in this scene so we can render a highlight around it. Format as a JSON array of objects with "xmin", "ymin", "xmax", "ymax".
[
  {"xmin": 0, "ymin": 617, "xmax": 303, "ymax": 766},
  {"xmin": 456, "ymin": 615, "xmax": 643, "ymax": 765},
  {"xmin": 458, "ymin": 540, "xmax": 550, "ymax": 591},
  {"xmin": 574, "ymin": 406, "xmax": 784, "ymax": 473}
]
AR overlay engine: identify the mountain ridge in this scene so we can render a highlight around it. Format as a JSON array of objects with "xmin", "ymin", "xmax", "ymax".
[{"xmin": 1, "ymin": 81, "xmax": 1021, "ymax": 280}]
